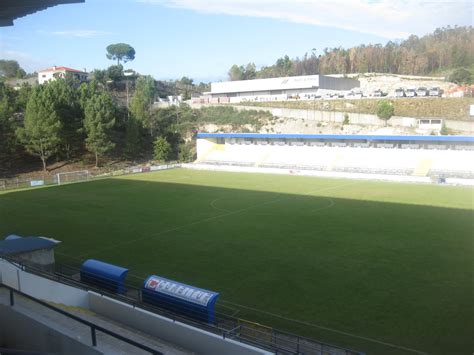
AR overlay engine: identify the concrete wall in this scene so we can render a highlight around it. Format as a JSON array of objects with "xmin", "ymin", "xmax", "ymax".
[
  {"xmin": 89, "ymin": 292, "xmax": 271, "ymax": 355},
  {"xmin": 184, "ymin": 163, "xmax": 434, "ymax": 184},
  {"xmin": 0, "ymin": 305, "xmax": 101, "ymax": 355},
  {"xmin": 0, "ymin": 259, "xmax": 89, "ymax": 308}
]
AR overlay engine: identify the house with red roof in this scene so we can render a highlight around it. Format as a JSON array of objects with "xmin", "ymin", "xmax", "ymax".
[{"xmin": 38, "ymin": 66, "xmax": 88, "ymax": 84}]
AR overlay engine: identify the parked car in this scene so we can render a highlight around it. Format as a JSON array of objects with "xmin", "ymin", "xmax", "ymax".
[
  {"xmin": 428, "ymin": 87, "xmax": 442, "ymax": 97},
  {"xmin": 395, "ymin": 88, "xmax": 405, "ymax": 97},
  {"xmin": 373, "ymin": 89, "xmax": 387, "ymax": 97},
  {"xmin": 416, "ymin": 87, "xmax": 428, "ymax": 97},
  {"xmin": 405, "ymin": 88, "xmax": 417, "ymax": 97}
]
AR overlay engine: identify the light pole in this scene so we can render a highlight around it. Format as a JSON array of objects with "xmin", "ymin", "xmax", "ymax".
[{"xmin": 124, "ymin": 70, "xmax": 134, "ymax": 120}]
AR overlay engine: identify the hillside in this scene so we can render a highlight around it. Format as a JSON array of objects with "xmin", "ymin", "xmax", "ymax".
[
  {"xmin": 239, "ymin": 96, "xmax": 474, "ymax": 121},
  {"xmin": 228, "ymin": 26, "xmax": 474, "ymax": 80}
]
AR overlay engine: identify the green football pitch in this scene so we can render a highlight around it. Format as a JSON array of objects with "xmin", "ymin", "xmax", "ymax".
[{"xmin": 0, "ymin": 168, "xmax": 473, "ymax": 354}]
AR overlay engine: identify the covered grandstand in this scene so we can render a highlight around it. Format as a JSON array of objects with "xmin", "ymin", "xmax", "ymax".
[{"xmin": 196, "ymin": 133, "xmax": 474, "ymax": 181}]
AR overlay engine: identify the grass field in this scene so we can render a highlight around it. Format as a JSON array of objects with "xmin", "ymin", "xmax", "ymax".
[{"xmin": 0, "ymin": 168, "xmax": 473, "ymax": 354}]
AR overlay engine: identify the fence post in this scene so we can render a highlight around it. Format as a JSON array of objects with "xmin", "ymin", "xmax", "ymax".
[
  {"xmin": 91, "ymin": 326, "xmax": 97, "ymax": 346},
  {"xmin": 9, "ymin": 289, "xmax": 14, "ymax": 306}
]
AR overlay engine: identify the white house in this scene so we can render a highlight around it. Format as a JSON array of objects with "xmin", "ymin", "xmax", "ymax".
[{"xmin": 38, "ymin": 66, "xmax": 88, "ymax": 84}]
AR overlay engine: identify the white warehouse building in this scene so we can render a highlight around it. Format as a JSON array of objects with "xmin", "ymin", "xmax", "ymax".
[{"xmin": 206, "ymin": 75, "xmax": 360, "ymax": 103}]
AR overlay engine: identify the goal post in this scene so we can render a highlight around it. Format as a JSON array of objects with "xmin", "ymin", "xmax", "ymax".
[{"xmin": 57, "ymin": 170, "xmax": 90, "ymax": 185}]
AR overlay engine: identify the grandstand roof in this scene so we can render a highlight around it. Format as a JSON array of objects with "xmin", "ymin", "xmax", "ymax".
[
  {"xmin": 0, "ymin": 237, "xmax": 59, "ymax": 255},
  {"xmin": 197, "ymin": 133, "xmax": 474, "ymax": 142},
  {"xmin": 0, "ymin": 0, "xmax": 84, "ymax": 27}
]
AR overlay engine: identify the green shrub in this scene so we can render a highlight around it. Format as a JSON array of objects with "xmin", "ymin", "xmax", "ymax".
[
  {"xmin": 377, "ymin": 100, "xmax": 394, "ymax": 125},
  {"xmin": 153, "ymin": 137, "xmax": 170, "ymax": 161},
  {"xmin": 343, "ymin": 113, "xmax": 350, "ymax": 125}
]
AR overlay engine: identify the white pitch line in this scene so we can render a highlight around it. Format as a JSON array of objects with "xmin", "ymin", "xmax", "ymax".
[
  {"xmin": 79, "ymin": 180, "xmax": 359, "ymax": 258},
  {"xmin": 310, "ymin": 197, "xmax": 336, "ymax": 213},
  {"xmin": 209, "ymin": 197, "xmax": 233, "ymax": 213},
  {"xmin": 220, "ymin": 300, "xmax": 428, "ymax": 355}
]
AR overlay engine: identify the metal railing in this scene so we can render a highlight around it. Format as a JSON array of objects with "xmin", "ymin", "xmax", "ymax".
[
  {"xmin": 0, "ymin": 163, "xmax": 181, "ymax": 192},
  {"xmin": 1, "ymin": 256, "xmax": 364, "ymax": 355},
  {"xmin": 0, "ymin": 282, "xmax": 163, "ymax": 355}
]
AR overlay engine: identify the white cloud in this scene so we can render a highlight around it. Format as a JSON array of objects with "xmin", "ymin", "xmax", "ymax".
[
  {"xmin": 38, "ymin": 30, "xmax": 112, "ymax": 38},
  {"xmin": 139, "ymin": 0, "xmax": 473, "ymax": 38}
]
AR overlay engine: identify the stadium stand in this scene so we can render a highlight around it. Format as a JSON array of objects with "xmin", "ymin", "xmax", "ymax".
[{"xmin": 196, "ymin": 134, "xmax": 474, "ymax": 180}]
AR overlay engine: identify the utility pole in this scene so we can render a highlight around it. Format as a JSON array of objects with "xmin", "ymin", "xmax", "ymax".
[{"xmin": 124, "ymin": 70, "xmax": 135, "ymax": 120}]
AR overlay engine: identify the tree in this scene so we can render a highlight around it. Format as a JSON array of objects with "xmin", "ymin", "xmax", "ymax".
[
  {"xmin": 84, "ymin": 92, "xmax": 116, "ymax": 167},
  {"xmin": 130, "ymin": 75, "xmax": 156, "ymax": 135},
  {"xmin": 440, "ymin": 121, "xmax": 449, "ymax": 135},
  {"xmin": 79, "ymin": 80, "xmax": 101, "ymax": 110},
  {"xmin": 48, "ymin": 80, "xmax": 83, "ymax": 159},
  {"xmin": 16, "ymin": 86, "xmax": 62, "ymax": 172},
  {"xmin": 153, "ymin": 137, "xmax": 170, "ymax": 161},
  {"xmin": 228, "ymin": 64, "xmax": 245, "ymax": 81},
  {"xmin": 106, "ymin": 43, "xmax": 136, "ymax": 65},
  {"xmin": 106, "ymin": 64, "xmax": 124, "ymax": 82},
  {"xmin": 90, "ymin": 69, "xmax": 107, "ymax": 85},
  {"xmin": 376, "ymin": 100, "xmax": 394, "ymax": 126},
  {"xmin": 0, "ymin": 60, "xmax": 25, "ymax": 78},
  {"xmin": 175, "ymin": 76, "xmax": 194, "ymax": 100},
  {"xmin": 124, "ymin": 118, "xmax": 142, "ymax": 159},
  {"xmin": 244, "ymin": 63, "xmax": 257, "ymax": 79},
  {"xmin": 0, "ymin": 83, "xmax": 18, "ymax": 166},
  {"xmin": 226, "ymin": 26, "xmax": 474, "ymax": 78},
  {"xmin": 448, "ymin": 68, "xmax": 473, "ymax": 85}
]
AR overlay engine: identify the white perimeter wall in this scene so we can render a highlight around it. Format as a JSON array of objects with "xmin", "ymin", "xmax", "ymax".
[
  {"xmin": 184, "ymin": 163, "xmax": 474, "ymax": 186},
  {"xmin": 0, "ymin": 259, "xmax": 89, "ymax": 308},
  {"xmin": 90, "ymin": 292, "xmax": 271, "ymax": 355}
]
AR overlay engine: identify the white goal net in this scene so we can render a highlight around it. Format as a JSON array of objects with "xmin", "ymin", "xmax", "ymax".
[{"xmin": 56, "ymin": 170, "xmax": 90, "ymax": 185}]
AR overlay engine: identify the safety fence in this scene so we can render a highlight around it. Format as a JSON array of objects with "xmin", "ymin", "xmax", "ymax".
[
  {"xmin": 0, "ymin": 282, "xmax": 163, "ymax": 354},
  {"xmin": 0, "ymin": 163, "xmax": 181, "ymax": 192},
  {"xmin": 1, "ymin": 255, "xmax": 363, "ymax": 355}
]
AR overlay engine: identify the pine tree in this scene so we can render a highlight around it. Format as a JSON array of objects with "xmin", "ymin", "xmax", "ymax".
[
  {"xmin": 84, "ymin": 92, "xmax": 116, "ymax": 167},
  {"xmin": 48, "ymin": 80, "xmax": 83, "ymax": 160},
  {"xmin": 16, "ymin": 86, "xmax": 62, "ymax": 172},
  {"xmin": 130, "ymin": 75, "xmax": 156, "ymax": 136},
  {"xmin": 124, "ymin": 118, "xmax": 142, "ymax": 160},
  {"xmin": 153, "ymin": 137, "xmax": 170, "ymax": 161}
]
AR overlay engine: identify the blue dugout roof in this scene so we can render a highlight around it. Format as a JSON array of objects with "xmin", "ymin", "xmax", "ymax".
[
  {"xmin": 197, "ymin": 133, "xmax": 474, "ymax": 142},
  {"xmin": 0, "ymin": 237, "xmax": 58, "ymax": 255}
]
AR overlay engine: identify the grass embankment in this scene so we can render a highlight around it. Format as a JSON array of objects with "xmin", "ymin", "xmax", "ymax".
[
  {"xmin": 0, "ymin": 169, "xmax": 472, "ymax": 354},
  {"xmin": 240, "ymin": 97, "xmax": 474, "ymax": 120}
]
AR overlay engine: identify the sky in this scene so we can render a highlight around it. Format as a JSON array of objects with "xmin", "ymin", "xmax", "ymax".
[{"xmin": 1, "ymin": 0, "xmax": 472, "ymax": 82}]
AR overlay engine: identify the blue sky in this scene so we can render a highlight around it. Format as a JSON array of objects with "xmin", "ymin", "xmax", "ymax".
[{"xmin": 1, "ymin": 0, "xmax": 472, "ymax": 82}]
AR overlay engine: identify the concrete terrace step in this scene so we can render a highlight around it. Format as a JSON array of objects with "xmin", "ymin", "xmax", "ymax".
[{"xmin": 0, "ymin": 288, "xmax": 194, "ymax": 355}]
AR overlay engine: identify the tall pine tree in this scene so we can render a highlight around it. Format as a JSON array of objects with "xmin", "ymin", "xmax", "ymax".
[
  {"xmin": 17, "ymin": 86, "xmax": 62, "ymax": 172},
  {"xmin": 84, "ymin": 92, "xmax": 116, "ymax": 167}
]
